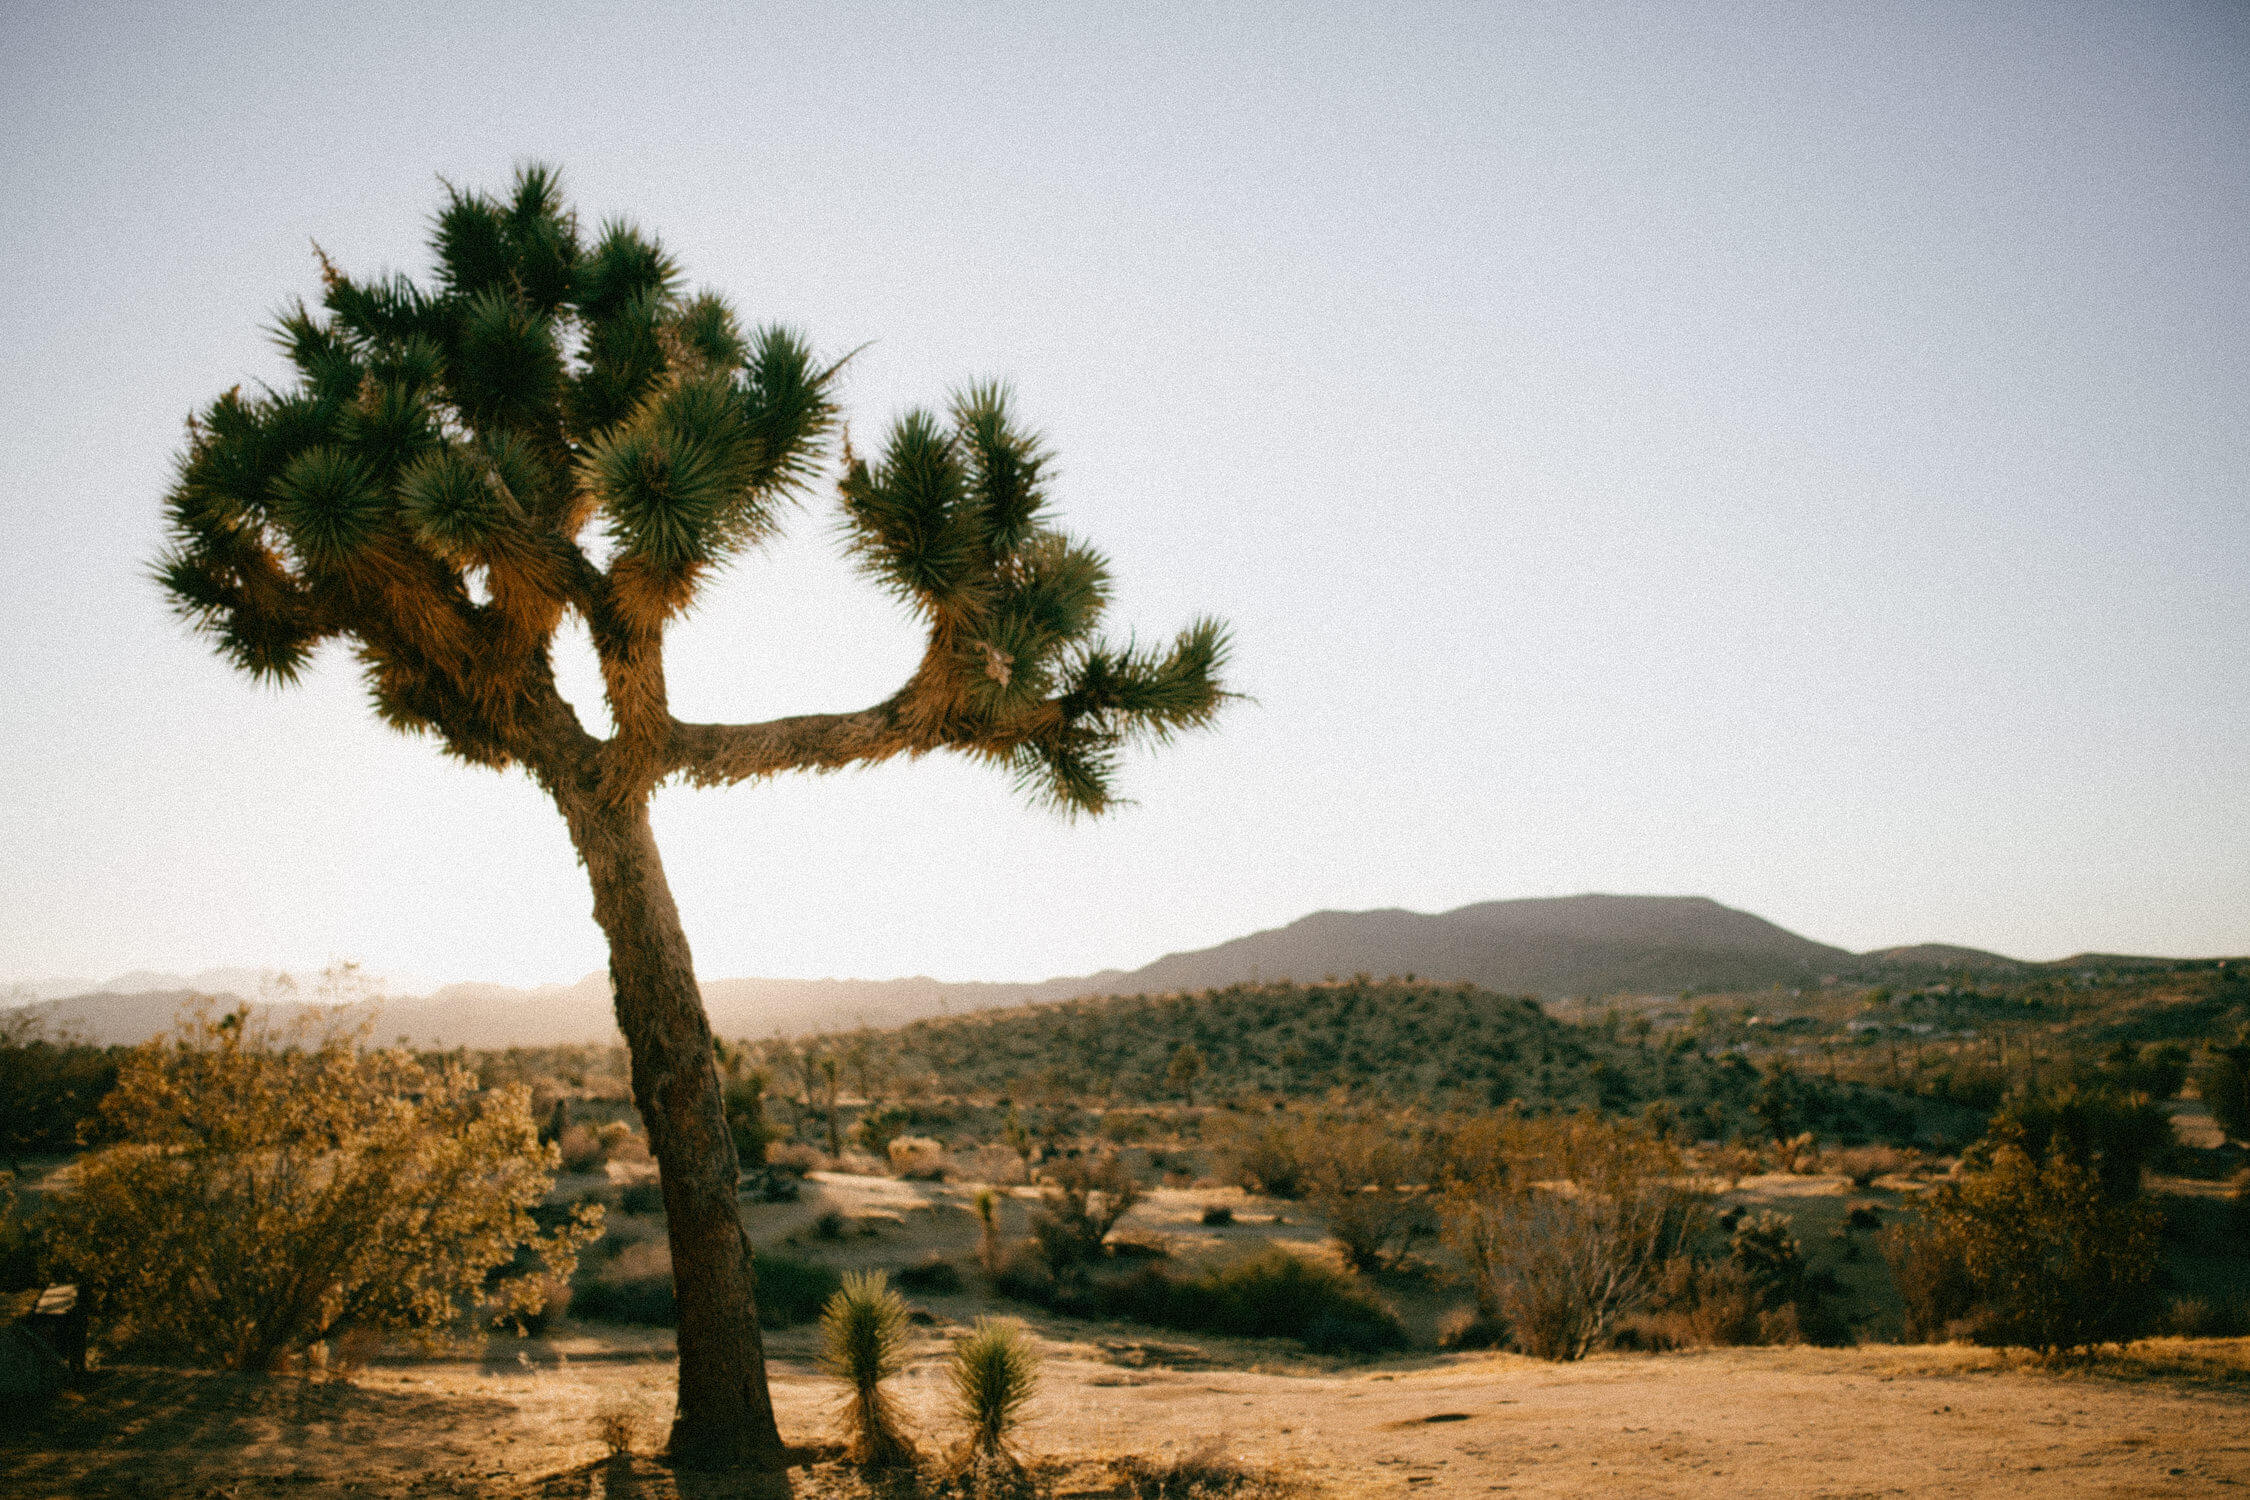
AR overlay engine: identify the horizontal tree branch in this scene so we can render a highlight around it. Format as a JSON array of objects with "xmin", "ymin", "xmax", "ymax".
[{"xmin": 663, "ymin": 700, "xmax": 915, "ymax": 788}]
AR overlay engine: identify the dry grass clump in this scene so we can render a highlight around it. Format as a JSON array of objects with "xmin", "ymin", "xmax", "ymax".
[
  {"xmin": 591, "ymin": 1388, "xmax": 648, "ymax": 1455},
  {"xmin": 1831, "ymin": 1144, "xmax": 1915, "ymax": 1188},
  {"xmin": 1113, "ymin": 1437, "xmax": 1304, "ymax": 1500}
]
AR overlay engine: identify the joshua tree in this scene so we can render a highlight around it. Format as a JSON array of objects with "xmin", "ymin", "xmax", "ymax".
[{"xmin": 154, "ymin": 164, "xmax": 1229, "ymax": 1472}]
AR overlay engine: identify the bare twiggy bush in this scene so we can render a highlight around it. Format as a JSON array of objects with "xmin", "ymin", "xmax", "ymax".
[
  {"xmin": 1441, "ymin": 1110, "xmax": 1705, "ymax": 1360},
  {"xmin": 1031, "ymin": 1151, "xmax": 1142, "ymax": 1270},
  {"xmin": 1293, "ymin": 1113, "xmax": 1437, "ymax": 1274},
  {"xmin": 593, "ymin": 1390, "xmax": 648, "ymax": 1455},
  {"xmin": 821, "ymin": 1271, "xmax": 918, "ymax": 1469}
]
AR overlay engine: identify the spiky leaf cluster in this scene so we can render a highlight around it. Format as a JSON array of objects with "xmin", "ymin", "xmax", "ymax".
[
  {"xmin": 157, "ymin": 165, "xmax": 1229, "ymax": 813},
  {"xmin": 841, "ymin": 385, "xmax": 1230, "ymax": 813},
  {"xmin": 157, "ymin": 165, "xmax": 834, "ymax": 770}
]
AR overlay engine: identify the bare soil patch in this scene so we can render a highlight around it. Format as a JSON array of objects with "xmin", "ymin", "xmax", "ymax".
[{"xmin": 9, "ymin": 1333, "xmax": 2248, "ymax": 1497}]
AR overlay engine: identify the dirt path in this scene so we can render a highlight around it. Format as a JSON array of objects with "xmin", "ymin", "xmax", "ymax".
[{"xmin": 9, "ymin": 1337, "xmax": 2248, "ymax": 1498}]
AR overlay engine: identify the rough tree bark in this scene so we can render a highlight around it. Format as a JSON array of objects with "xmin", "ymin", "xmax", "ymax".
[{"xmin": 565, "ymin": 791, "xmax": 787, "ymax": 1472}]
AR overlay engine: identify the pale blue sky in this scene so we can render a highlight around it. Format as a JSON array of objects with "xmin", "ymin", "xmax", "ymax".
[{"xmin": 3, "ymin": 1, "xmax": 2245, "ymax": 991}]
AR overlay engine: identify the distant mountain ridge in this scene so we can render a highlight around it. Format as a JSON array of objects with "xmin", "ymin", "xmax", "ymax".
[{"xmin": 9, "ymin": 894, "xmax": 2211, "ymax": 1048}]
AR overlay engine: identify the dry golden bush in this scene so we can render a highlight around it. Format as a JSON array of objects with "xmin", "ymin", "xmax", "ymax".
[{"xmin": 44, "ymin": 1006, "xmax": 596, "ymax": 1372}]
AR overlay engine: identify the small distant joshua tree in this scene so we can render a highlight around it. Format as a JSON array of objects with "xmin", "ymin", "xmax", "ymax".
[
  {"xmin": 820, "ymin": 1271, "xmax": 917, "ymax": 1469},
  {"xmin": 153, "ymin": 164, "xmax": 1230, "ymax": 1471}
]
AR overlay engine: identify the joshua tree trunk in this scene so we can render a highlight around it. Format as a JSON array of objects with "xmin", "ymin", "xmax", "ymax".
[{"xmin": 567, "ymin": 794, "xmax": 788, "ymax": 1476}]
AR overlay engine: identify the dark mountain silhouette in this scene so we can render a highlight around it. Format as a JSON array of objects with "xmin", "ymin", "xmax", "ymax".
[
  {"xmin": 11, "ymin": 894, "xmax": 2198, "ymax": 1048},
  {"xmin": 1062, "ymin": 894, "xmax": 1854, "ymax": 1000}
]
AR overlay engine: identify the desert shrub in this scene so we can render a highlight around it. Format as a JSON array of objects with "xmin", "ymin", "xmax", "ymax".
[
  {"xmin": 1439, "ymin": 1110, "xmax": 1704, "ymax": 1360},
  {"xmin": 1200, "ymin": 1204, "xmax": 1235, "ymax": 1227},
  {"xmin": 574, "ymin": 1251, "xmax": 839, "ymax": 1330},
  {"xmin": 1295, "ymin": 1113, "xmax": 1438, "ymax": 1274},
  {"xmin": 0, "ymin": 1013, "xmax": 119, "ymax": 1168},
  {"xmin": 1436, "ymin": 1308, "xmax": 1512, "ymax": 1350},
  {"xmin": 1728, "ymin": 1211, "xmax": 1805, "ymax": 1304},
  {"xmin": 557, "ymin": 1123, "xmax": 610, "ymax": 1174},
  {"xmin": 1845, "ymin": 1201, "xmax": 1883, "ymax": 1231},
  {"xmin": 2199, "ymin": 1039, "xmax": 2250, "ymax": 1146},
  {"xmin": 855, "ymin": 1105, "xmax": 913, "ymax": 1157},
  {"xmin": 768, "ymin": 1141, "xmax": 825, "ymax": 1176},
  {"xmin": 1989, "ymin": 1085, "xmax": 2176, "ymax": 1200},
  {"xmin": 571, "ymin": 1272, "xmax": 680, "ymax": 1326},
  {"xmin": 1093, "ymin": 1246, "xmax": 1405, "ymax": 1355},
  {"xmin": 949, "ymin": 1317, "xmax": 1039, "ymax": 1461},
  {"xmin": 1214, "ymin": 1117, "xmax": 1305, "ymax": 1199},
  {"xmin": 759, "ymin": 1253, "xmax": 846, "ymax": 1326},
  {"xmin": 2158, "ymin": 1295, "xmax": 2250, "ymax": 1339},
  {"xmin": 0, "ymin": 1172, "xmax": 40, "ymax": 1293},
  {"xmin": 896, "ymin": 1255, "xmax": 966, "ymax": 1295},
  {"xmin": 1834, "ymin": 1144, "xmax": 1910, "ymax": 1189},
  {"xmin": 619, "ymin": 1181, "xmax": 666, "ymax": 1216},
  {"xmin": 2099, "ymin": 1042, "xmax": 2192, "ymax": 1101},
  {"xmin": 1881, "ymin": 1128, "xmax": 2162, "ymax": 1352},
  {"xmin": 1880, "ymin": 1216, "xmax": 1979, "ymax": 1342},
  {"xmin": 1113, "ymin": 1437, "xmax": 1292, "ymax": 1500},
  {"xmin": 989, "ymin": 1241, "xmax": 1058, "ymax": 1304},
  {"xmin": 1031, "ymin": 1150, "xmax": 1143, "ymax": 1271},
  {"xmin": 821, "ymin": 1270, "xmax": 917, "ymax": 1468},
  {"xmin": 814, "ymin": 1210, "xmax": 848, "ymax": 1240},
  {"xmin": 43, "ymin": 1009, "xmax": 596, "ymax": 1371}
]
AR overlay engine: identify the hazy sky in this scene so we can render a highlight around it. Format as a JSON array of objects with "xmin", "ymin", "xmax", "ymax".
[{"xmin": 3, "ymin": 1, "xmax": 2245, "ymax": 993}]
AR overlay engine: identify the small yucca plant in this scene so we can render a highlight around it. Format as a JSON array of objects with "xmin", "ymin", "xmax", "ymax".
[
  {"xmin": 820, "ymin": 1271, "xmax": 917, "ymax": 1468},
  {"xmin": 949, "ymin": 1317, "xmax": 1040, "ymax": 1461},
  {"xmin": 975, "ymin": 1188, "xmax": 1003, "ymax": 1276}
]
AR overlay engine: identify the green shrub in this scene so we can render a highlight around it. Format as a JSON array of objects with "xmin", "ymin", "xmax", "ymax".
[
  {"xmin": 1990, "ymin": 1085, "xmax": 2176, "ymax": 1200},
  {"xmin": 574, "ymin": 1251, "xmax": 840, "ymax": 1329},
  {"xmin": 2200, "ymin": 1040, "xmax": 2250, "ymax": 1146},
  {"xmin": 1087, "ymin": 1247, "xmax": 1404, "ymax": 1355},
  {"xmin": 1881, "ymin": 1128, "xmax": 2162, "ymax": 1352},
  {"xmin": 896, "ymin": 1256, "xmax": 966, "ymax": 1295},
  {"xmin": 619, "ymin": 1181, "xmax": 666, "ymax": 1216},
  {"xmin": 571, "ymin": 1272, "xmax": 678, "ymax": 1326},
  {"xmin": 755, "ymin": 1252, "xmax": 845, "ymax": 1327}
]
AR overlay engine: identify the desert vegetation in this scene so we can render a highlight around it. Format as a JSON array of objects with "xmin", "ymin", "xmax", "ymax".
[{"xmin": 7, "ymin": 956, "xmax": 2248, "ymax": 1494}]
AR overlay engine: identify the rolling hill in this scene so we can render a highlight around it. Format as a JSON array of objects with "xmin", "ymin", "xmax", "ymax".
[{"xmin": 9, "ymin": 894, "xmax": 2199, "ymax": 1048}]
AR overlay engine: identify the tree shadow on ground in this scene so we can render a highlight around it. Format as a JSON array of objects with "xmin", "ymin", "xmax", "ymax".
[{"xmin": 0, "ymin": 1364, "xmax": 516, "ymax": 1497}]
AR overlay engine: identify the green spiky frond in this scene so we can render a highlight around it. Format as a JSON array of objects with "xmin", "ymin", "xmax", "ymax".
[
  {"xmin": 158, "ymin": 165, "xmax": 1228, "ymax": 810},
  {"xmin": 839, "ymin": 388, "xmax": 1232, "ymax": 816},
  {"xmin": 156, "ymin": 164, "xmax": 841, "ymax": 774}
]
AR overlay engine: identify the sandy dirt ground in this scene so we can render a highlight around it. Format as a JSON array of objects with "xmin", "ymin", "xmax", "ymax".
[
  {"xmin": 10, "ymin": 1326, "xmax": 2249, "ymax": 1497},
  {"xmin": 9, "ymin": 1169, "xmax": 2248, "ymax": 1497}
]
